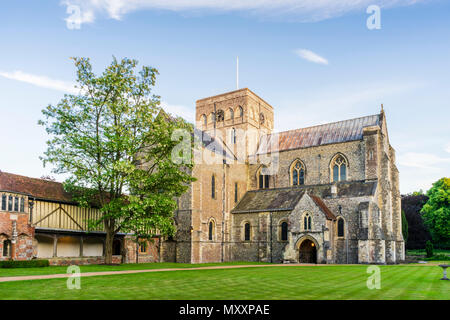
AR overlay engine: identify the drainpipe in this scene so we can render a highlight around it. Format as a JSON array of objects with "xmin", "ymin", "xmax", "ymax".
[
  {"xmin": 270, "ymin": 212, "xmax": 273, "ymax": 263},
  {"xmin": 221, "ymin": 158, "xmax": 226, "ymax": 262}
]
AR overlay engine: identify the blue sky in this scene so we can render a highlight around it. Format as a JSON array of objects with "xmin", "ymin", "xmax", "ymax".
[{"xmin": 0, "ymin": 0, "xmax": 449, "ymax": 193}]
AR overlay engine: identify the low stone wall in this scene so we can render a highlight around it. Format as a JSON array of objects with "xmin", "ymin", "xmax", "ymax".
[{"xmin": 48, "ymin": 255, "xmax": 122, "ymax": 266}]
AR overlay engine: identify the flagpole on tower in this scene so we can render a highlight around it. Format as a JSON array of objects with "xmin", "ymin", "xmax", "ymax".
[{"xmin": 236, "ymin": 56, "xmax": 239, "ymax": 90}]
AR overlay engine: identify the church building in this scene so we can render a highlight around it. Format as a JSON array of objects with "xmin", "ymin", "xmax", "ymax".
[{"xmin": 0, "ymin": 88, "xmax": 404, "ymax": 265}]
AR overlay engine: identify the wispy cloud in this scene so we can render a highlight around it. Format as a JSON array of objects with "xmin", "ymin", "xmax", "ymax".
[
  {"xmin": 160, "ymin": 101, "xmax": 194, "ymax": 123},
  {"xmin": 294, "ymin": 49, "xmax": 329, "ymax": 65},
  {"xmin": 398, "ymin": 152, "xmax": 450, "ymax": 170},
  {"xmin": 445, "ymin": 144, "xmax": 450, "ymax": 153},
  {"xmin": 0, "ymin": 70, "xmax": 78, "ymax": 94},
  {"xmin": 61, "ymin": 0, "xmax": 427, "ymax": 26}
]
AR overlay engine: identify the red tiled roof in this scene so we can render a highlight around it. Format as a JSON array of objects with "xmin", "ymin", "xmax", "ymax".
[
  {"xmin": 310, "ymin": 195, "xmax": 336, "ymax": 221},
  {"xmin": 0, "ymin": 171, "xmax": 73, "ymax": 203},
  {"xmin": 257, "ymin": 114, "xmax": 381, "ymax": 154}
]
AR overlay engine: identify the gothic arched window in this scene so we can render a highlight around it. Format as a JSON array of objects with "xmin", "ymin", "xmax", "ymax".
[
  {"xmin": 303, "ymin": 213, "xmax": 312, "ymax": 231},
  {"xmin": 331, "ymin": 154, "xmax": 348, "ymax": 182},
  {"xmin": 229, "ymin": 108, "xmax": 234, "ymax": 119},
  {"xmin": 259, "ymin": 113, "xmax": 265, "ymax": 125},
  {"xmin": 201, "ymin": 114, "xmax": 207, "ymax": 127},
  {"xmin": 208, "ymin": 219, "xmax": 215, "ymax": 241},
  {"xmin": 280, "ymin": 221, "xmax": 288, "ymax": 241},
  {"xmin": 291, "ymin": 160, "xmax": 306, "ymax": 186},
  {"xmin": 238, "ymin": 106, "xmax": 244, "ymax": 118},
  {"xmin": 337, "ymin": 217, "xmax": 345, "ymax": 237},
  {"xmin": 244, "ymin": 222, "xmax": 251, "ymax": 241}
]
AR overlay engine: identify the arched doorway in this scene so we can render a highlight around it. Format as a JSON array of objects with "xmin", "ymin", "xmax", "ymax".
[{"xmin": 298, "ymin": 239, "xmax": 317, "ymax": 263}]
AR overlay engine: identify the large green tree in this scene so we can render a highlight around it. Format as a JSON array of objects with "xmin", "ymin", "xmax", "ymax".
[
  {"xmin": 421, "ymin": 177, "xmax": 450, "ymax": 247},
  {"xmin": 39, "ymin": 57, "xmax": 194, "ymax": 264}
]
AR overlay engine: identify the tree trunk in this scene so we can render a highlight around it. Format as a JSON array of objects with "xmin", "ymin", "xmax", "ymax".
[{"xmin": 105, "ymin": 230, "xmax": 114, "ymax": 265}]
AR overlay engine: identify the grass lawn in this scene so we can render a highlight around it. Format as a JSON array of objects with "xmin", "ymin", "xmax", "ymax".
[
  {"xmin": 0, "ymin": 264, "xmax": 449, "ymax": 300},
  {"xmin": 0, "ymin": 261, "xmax": 267, "ymax": 277}
]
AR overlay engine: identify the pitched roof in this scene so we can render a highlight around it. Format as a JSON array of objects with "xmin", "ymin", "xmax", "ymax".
[
  {"xmin": 0, "ymin": 171, "xmax": 73, "ymax": 203},
  {"xmin": 310, "ymin": 195, "xmax": 336, "ymax": 221},
  {"xmin": 231, "ymin": 188, "xmax": 305, "ymax": 214},
  {"xmin": 256, "ymin": 114, "xmax": 381, "ymax": 154}
]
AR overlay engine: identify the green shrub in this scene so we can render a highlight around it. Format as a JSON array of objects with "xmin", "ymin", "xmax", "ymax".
[
  {"xmin": 0, "ymin": 259, "xmax": 49, "ymax": 268},
  {"xmin": 425, "ymin": 241, "xmax": 434, "ymax": 258}
]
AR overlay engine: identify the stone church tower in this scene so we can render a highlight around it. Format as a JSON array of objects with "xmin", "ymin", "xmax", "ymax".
[{"xmin": 161, "ymin": 88, "xmax": 404, "ymax": 264}]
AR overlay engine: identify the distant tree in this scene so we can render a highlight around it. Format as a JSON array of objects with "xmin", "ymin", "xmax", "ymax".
[
  {"xmin": 401, "ymin": 194, "xmax": 431, "ymax": 249},
  {"xmin": 421, "ymin": 178, "xmax": 450, "ymax": 248},
  {"xmin": 425, "ymin": 240, "xmax": 433, "ymax": 258},
  {"xmin": 401, "ymin": 210, "xmax": 408, "ymax": 243},
  {"xmin": 39, "ymin": 57, "xmax": 194, "ymax": 264}
]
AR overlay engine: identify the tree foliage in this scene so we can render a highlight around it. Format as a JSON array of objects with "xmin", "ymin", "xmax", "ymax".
[
  {"xmin": 421, "ymin": 177, "xmax": 450, "ymax": 248},
  {"xmin": 401, "ymin": 210, "xmax": 408, "ymax": 243},
  {"xmin": 401, "ymin": 194, "xmax": 431, "ymax": 249},
  {"xmin": 39, "ymin": 57, "xmax": 194, "ymax": 263}
]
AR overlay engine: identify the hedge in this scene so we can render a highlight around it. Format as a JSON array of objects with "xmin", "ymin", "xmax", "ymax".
[{"xmin": 0, "ymin": 259, "xmax": 49, "ymax": 268}]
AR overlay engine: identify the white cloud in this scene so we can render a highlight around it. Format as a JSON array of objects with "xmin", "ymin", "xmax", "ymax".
[
  {"xmin": 445, "ymin": 144, "xmax": 450, "ymax": 153},
  {"xmin": 160, "ymin": 101, "xmax": 194, "ymax": 123},
  {"xmin": 61, "ymin": 0, "xmax": 426, "ymax": 26},
  {"xmin": 0, "ymin": 70, "xmax": 79, "ymax": 94},
  {"xmin": 398, "ymin": 152, "xmax": 450, "ymax": 170},
  {"xmin": 294, "ymin": 49, "xmax": 329, "ymax": 65}
]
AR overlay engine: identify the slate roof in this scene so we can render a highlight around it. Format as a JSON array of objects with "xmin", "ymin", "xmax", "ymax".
[
  {"xmin": 256, "ymin": 114, "xmax": 381, "ymax": 154},
  {"xmin": 310, "ymin": 195, "xmax": 336, "ymax": 221},
  {"xmin": 231, "ymin": 188, "xmax": 305, "ymax": 214},
  {"xmin": 0, "ymin": 171, "xmax": 73, "ymax": 203},
  {"xmin": 231, "ymin": 181, "xmax": 377, "ymax": 214}
]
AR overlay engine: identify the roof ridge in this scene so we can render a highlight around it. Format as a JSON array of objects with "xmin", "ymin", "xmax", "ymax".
[
  {"xmin": 0, "ymin": 171, "xmax": 63, "ymax": 185},
  {"xmin": 273, "ymin": 113, "xmax": 380, "ymax": 136}
]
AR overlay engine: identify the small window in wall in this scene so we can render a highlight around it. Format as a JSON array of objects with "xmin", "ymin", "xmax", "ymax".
[
  {"xmin": 14, "ymin": 197, "xmax": 19, "ymax": 212},
  {"xmin": 1, "ymin": 194, "xmax": 6, "ymax": 211},
  {"xmin": 244, "ymin": 223, "xmax": 251, "ymax": 241},
  {"xmin": 8, "ymin": 196, "xmax": 12, "ymax": 211},
  {"xmin": 337, "ymin": 218, "xmax": 345, "ymax": 237},
  {"xmin": 231, "ymin": 128, "xmax": 236, "ymax": 144},
  {"xmin": 211, "ymin": 175, "xmax": 216, "ymax": 199},
  {"xmin": 280, "ymin": 222, "xmax": 288, "ymax": 241},
  {"xmin": 208, "ymin": 220, "xmax": 215, "ymax": 241},
  {"xmin": 234, "ymin": 182, "xmax": 238, "ymax": 203},
  {"xmin": 258, "ymin": 168, "xmax": 270, "ymax": 189},
  {"xmin": 303, "ymin": 213, "xmax": 312, "ymax": 231},
  {"xmin": 2, "ymin": 240, "xmax": 11, "ymax": 257},
  {"xmin": 139, "ymin": 241, "xmax": 148, "ymax": 253}
]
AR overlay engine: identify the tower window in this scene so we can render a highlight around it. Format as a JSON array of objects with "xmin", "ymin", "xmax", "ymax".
[
  {"xmin": 238, "ymin": 106, "xmax": 243, "ymax": 118},
  {"xmin": 217, "ymin": 110, "xmax": 224, "ymax": 122},
  {"xmin": 229, "ymin": 108, "xmax": 234, "ymax": 120},
  {"xmin": 259, "ymin": 113, "xmax": 265, "ymax": 125},
  {"xmin": 291, "ymin": 160, "xmax": 306, "ymax": 186},
  {"xmin": 231, "ymin": 128, "xmax": 236, "ymax": 144},
  {"xmin": 234, "ymin": 182, "xmax": 238, "ymax": 203}
]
